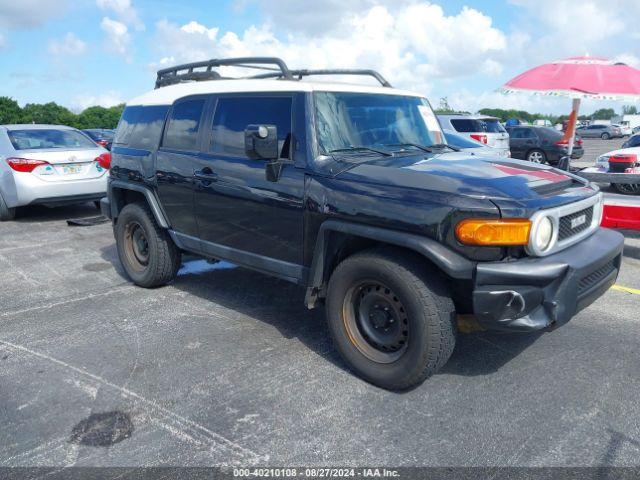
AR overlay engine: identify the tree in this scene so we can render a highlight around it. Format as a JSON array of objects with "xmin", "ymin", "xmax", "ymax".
[
  {"xmin": 591, "ymin": 108, "xmax": 616, "ymax": 120},
  {"xmin": 0, "ymin": 97, "xmax": 23, "ymax": 124},
  {"xmin": 20, "ymin": 102, "xmax": 76, "ymax": 125},
  {"xmin": 623, "ymin": 105, "xmax": 638, "ymax": 115},
  {"xmin": 74, "ymin": 105, "xmax": 124, "ymax": 129}
]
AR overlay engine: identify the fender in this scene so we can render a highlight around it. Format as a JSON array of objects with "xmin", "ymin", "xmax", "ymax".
[
  {"xmin": 108, "ymin": 180, "xmax": 171, "ymax": 229},
  {"xmin": 305, "ymin": 219, "xmax": 475, "ymax": 307}
]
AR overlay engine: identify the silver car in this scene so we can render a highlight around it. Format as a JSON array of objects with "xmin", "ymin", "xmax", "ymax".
[
  {"xmin": 444, "ymin": 130, "xmax": 510, "ymax": 157},
  {"xmin": 575, "ymin": 124, "xmax": 623, "ymax": 139},
  {"xmin": 437, "ymin": 114, "xmax": 510, "ymax": 156},
  {"xmin": 0, "ymin": 124, "xmax": 110, "ymax": 221}
]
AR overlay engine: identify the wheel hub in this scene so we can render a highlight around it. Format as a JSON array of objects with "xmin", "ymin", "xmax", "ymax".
[{"xmin": 342, "ymin": 281, "xmax": 409, "ymax": 363}]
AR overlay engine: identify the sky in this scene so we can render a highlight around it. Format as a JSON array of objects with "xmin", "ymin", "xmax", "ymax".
[{"xmin": 1, "ymin": 0, "xmax": 639, "ymax": 115}]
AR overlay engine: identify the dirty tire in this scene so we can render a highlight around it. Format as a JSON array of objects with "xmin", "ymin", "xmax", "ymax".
[
  {"xmin": 326, "ymin": 247, "xmax": 456, "ymax": 390},
  {"xmin": 0, "ymin": 192, "xmax": 16, "ymax": 221},
  {"xmin": 115, "ymin": 202, "xmax": 181, "ymax": 288}
]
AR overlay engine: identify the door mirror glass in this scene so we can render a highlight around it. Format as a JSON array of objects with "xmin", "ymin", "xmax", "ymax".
[{"xmin": 244, "ymin": 124, "xmax": 278, "ymax": 160}]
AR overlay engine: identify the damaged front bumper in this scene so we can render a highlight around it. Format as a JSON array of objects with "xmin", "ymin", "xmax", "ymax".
[{"xmin": 472, "ymin": 228, "xmax": 624, "ymax": 332}]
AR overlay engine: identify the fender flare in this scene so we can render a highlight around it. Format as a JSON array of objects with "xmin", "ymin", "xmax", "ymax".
[
  {"xmin": 108, "ymin": 180, "xmax": 171, "ymax": 229},
  {"xmin": 305, "ymin": 220, "xmax": 475, "ymax": 306}
]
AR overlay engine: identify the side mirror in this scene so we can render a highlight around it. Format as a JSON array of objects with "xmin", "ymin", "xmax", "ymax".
[{"xmin": 244, "ymin": 124, "xmax": 278, "ymax": 160}]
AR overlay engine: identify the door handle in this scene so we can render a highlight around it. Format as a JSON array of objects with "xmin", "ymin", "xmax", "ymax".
[{"xmin": 194, "ymin": 168, "xmax": 218, "ymax": 185}]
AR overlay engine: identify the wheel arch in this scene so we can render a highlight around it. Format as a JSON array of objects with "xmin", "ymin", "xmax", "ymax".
[
  {"xmin": 108, "ymin": 180, "xmax": 170, "ymax": 229},
  {"xmin": 305, "ymin": 219, "xmax": 474, "ymax": 308}
]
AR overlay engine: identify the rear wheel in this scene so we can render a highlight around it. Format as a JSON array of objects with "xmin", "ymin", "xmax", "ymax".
[
  {"xmin": 613, "ymin": 183, "xmax": 640, "ymax": 195},
  {"xmin": 527, "ymin": 149, "xmax": 546, "ymax": 164},
  {"xmin": 115, "ymin": 202, "xmax": 181, "ymax": 287},
  {"xmin": 601, "ymin": 133, "xmax": 611, "ymax": 140},
  {"xmin": 0, "ymin": 192, "xmax": 16, "ymax": 221},
  {"xmin": 326, "ymin": 247, "xmax": 456, "ymax": 390}
]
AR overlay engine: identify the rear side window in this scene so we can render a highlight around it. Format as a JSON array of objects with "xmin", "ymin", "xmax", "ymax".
[
  {"xmin": 450, "ymin": 119, "xmax": 482, "ymax": 133},
  {"xmin": 210, "ymin": 96, "xmax": 292, "ymax": 158},
  {"xmin": 162, "ymin": 99, "xmax": 206, "ymax": 151},
  {"xmin": 481, "ymin": 119, "xmax": 506, "ymax": 133},
  {"xmin": 115, "ymin": 106, "xmax": 169, "ymax": 149},
  {"xmin": 509, "ymin": 128, "xmax": 537, "ymax": 139}
]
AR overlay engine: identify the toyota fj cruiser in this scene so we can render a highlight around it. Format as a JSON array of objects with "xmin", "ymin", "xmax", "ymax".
[{"xmin": 102, "ymin": 57, "xmax": 624, "ymax": 390}]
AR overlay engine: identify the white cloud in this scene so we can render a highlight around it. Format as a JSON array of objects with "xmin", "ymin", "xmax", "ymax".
[
  {"xmin": 614, "ymin": 53, "xmax": 640, "ymax": 69},
  {"xmin": 96, "ymin": 0, "xmax": 143, "ymax": 30},
  {"xmin": 0, "ymin": 0, "xmax": 67, "ymax": 29},
  {"xmin": 48, "ymin": 32, "xmax": 86, "ymax": 56},
  {"xmin": 100, "ymin": 17, "xmax": 131, "ymax": 59},
  {"xmin": 151, "ymin": 3, "xmax": 511, "ymax": 97},
  {"xmin": 71, "ymin": 91, "xmax": 124, "ymax": 112}
]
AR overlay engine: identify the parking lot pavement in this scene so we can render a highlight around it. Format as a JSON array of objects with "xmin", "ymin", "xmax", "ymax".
[
  {"xmin": 1, "ymin": 203, "xmax": 640, "ymax": 468},
  {"xmin": 572, "ymin": 137, "xmax": 627, "ymax": 168}
]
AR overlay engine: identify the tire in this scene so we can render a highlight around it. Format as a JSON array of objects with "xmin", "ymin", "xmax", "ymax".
[
  {"xmin": 326, "ymin": 247, "xmax": 456, "ymax": 390},
  {"xmin": 601, "ymin": 133, "xmax": 611, "ymax": 140},
  {"xmin": 115, "ymin": 202, "xmax": 181, "ymax": 288},
  {"xmin": 613, "ymin": 183, "xmax": 640, "ymax": 195},
  {"xmin": 0, "ymin": 192, "xmax": 16, "ymax": 221},
  {"xmin": 527, "ymin": 149, "xmax": 546, "ymax": 164}
]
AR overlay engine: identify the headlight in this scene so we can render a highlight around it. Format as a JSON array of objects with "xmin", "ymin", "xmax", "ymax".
[
  {"xmin": 533, "ymin": 216, "xmax": 554, "ymax": 252},
  {"xmin": 527, "ymin": 214, "xmax": 556, "ymax": 256}
]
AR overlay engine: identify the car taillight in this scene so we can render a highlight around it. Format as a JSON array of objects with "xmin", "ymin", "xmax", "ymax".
[
  {"xmin": 96, "ymin": 152, "xmax": 111, "ymax": 169},
  {"xmin": 96, "ymin": 140, "xmax": 109, "ymax": 147},
  {"xmin": 6, "ymin": 157, "xmax": 49, "ymax": 173},
  {"xmin": 470, "ymin": 134, "xmax": 488, "ymax": 144},
  {"xmin": 577, "ymin": 138, "xmax": 583, "ymax": 145}
]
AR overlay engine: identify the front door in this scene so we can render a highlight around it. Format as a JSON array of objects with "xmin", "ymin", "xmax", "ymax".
[{"xmin": 193, "ymin": 94, "xmax": 305, "ymax": 281}]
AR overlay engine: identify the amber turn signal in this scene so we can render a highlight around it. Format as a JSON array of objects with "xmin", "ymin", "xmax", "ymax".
[{"xmin": 455, "ymin": 218, "xmax": 531, "ymax": 246}]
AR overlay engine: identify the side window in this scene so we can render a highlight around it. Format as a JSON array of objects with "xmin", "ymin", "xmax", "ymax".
[
  {"xmin": 129, "ymin": 106, "xmax": 169, "ymax": 150},
  {"xmin": 210, "ymin": 96, "xmax": 293, "ymax": 158},
  {"xmin": 510, "ymin": 128, "xmax": 525, "ymax": 139},
  {"xmin": 162, "ymin": 99, "xmax": 206, "ymax": 151},
  {"xmin": 524, "ymin": 128, "xmax": 537, "ymax": 139},
  {"xmin": 450, "ymin": 119, "xmax": 480, "ymax": 133},
  {"xmin": 114, "ymin": 107, "xmax": 138, "ymax": 145}
]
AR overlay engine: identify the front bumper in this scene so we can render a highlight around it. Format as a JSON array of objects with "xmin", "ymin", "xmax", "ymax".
[{"xmin": 472, "ymin": 228, "xmax": 624, "ymax": 332}]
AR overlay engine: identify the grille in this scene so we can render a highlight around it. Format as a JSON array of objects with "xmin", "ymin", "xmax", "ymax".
[
  {"xmin": 559, "ymin": 207, "xmax": 593, "ymax": 241},
  {"xmin": 578, "ymin": 260, "xmax": 616, "ymax": 296}
]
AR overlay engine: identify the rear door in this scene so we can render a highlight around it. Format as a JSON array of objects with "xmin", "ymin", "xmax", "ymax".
[
  {"xmin": 193, "ymin": 93, "xmax": 305, "ymax": 277},
  {"xmin": 155, "ymin": 96, "xmax": 208, "ymax": 237}
]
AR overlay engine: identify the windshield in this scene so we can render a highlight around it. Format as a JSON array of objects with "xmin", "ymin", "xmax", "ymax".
[
  {"xmin": 8, "ymin": 129, "xmax": 98, "ymax": 150},
  {"xmin": 314, "ymin": 92, "xmax": 443, "ymax": 154}
]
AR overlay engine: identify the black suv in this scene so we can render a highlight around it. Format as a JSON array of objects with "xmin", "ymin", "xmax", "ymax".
[
  {"xmin": 507, "ymin": 125, "xmax": 584, "ymax": 165},
  {"xmin": 102, "ymin": 58, "xmax": 623, "ymax": 390}
]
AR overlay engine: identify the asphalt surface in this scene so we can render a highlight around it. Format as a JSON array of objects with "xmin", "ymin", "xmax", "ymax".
[{"xmin": 1, "ymin": 139, "xmax": 640, "ymax": 468}]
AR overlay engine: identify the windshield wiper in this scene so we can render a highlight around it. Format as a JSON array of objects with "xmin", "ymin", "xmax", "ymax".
[
  {"xmin": 328, "ymin": 146, "xmax": 393, "ymax": 157},
  {"xmin": 430, "ymin": 143, "xmax": 460, "ymax": 152},
  {"xmin": 382, "ymin": 143, "xmax": 434, "ymax": 153}
]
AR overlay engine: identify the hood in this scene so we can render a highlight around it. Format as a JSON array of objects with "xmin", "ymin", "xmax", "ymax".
[{"xmin": 330, "ymin": 152, "xmax": 597, "ymax": 211}]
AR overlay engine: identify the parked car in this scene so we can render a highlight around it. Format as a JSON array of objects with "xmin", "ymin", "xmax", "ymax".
[
  {"xmin": 576, "ymin": 124, "xmax": 622, "ymax": 139},
  {"xmin": 593, "ymin": 145, "xmax": 640, "ymax": 194},
  {"xmin": 612, "ymin": 123, "xmax": 633, "ymax": 137},
  {"xmin": 437, "ymin": 114, "xmax": 510, "ymax": 156},
  {"xmin": 443, "ymin": 130, "xmax": 510, "ymax": 157},
  {"xmin": 82, "ymin": 128, "xmax": 115, "ymax": 150},
  {"xmin": 0, "ymin": 124, "xmax": 110, "ymax": 220},
  {"xmin": 506, "ymin": 125, "xmax": 583, "ymax": 165},
  {"xmin": 102, "ymin": 57, "xmax": 622, "ymax": 390},
  {"xmin": 633, "ymin": 126, "xmax": 640, "ymax": 135},
  {"xmin": 621, "ymin": 133, "xmax": 640, "ymax": 149}
]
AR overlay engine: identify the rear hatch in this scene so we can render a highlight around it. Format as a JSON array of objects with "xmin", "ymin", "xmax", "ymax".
[
  {"xmin": 10, "ymin": 149, "xmax": 108, "ymax": 182},
  {"xmin": 449, "ymin": 117, "xmax": 510, "ymax": 150}
]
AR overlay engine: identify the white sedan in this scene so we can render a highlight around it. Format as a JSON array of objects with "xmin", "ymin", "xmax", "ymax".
[{"xmin": 0, "ymin": 124, "xmax": 110, "ymax": 220}]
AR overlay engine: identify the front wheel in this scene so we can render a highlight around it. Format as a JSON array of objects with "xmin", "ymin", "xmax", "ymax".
[
  {"xmin": 326, "ymin": 247, "xmax": 456, "ymax": 390},
  {"xmin": 115, "ymin": 202, "xmax": 181, "ymax": 288},
  {"xmin": 527, "ymin": 149, "xmax": 546, "ymax": 164},
  {"xmin": 601, "ymin": 133, "xmax": 611, "ymax": 140}
]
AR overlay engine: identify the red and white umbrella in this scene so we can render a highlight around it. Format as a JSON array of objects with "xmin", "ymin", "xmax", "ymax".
[{"xmin": 501, "ymin": 56, "xmax": 640, "ymax": 159}]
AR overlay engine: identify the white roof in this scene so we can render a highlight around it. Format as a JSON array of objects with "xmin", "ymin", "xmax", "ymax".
[{"xmin": 127, "ymin": 79, "xmax": 424, "ymax": 106}]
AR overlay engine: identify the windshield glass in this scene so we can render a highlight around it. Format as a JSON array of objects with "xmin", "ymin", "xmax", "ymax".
[
  {"xmin": 8, "ymin": 129, "xmax": 98, "ymax": 150},
  {"xmin": 314, "ymin": 92, "xmax": 443, "ymax": 154}
]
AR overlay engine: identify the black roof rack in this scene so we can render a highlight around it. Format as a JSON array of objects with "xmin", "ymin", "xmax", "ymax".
[
  {"xmin": 155, "ymin": 57, "xmax": 293, "ymax": 89},
  {"xmin": 154, "ymin": 57, "xmax": 392, "ymax": 89},
  {"xmin": 250, "ymin": 69, "xmax": 392, "ymax": 88}
]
